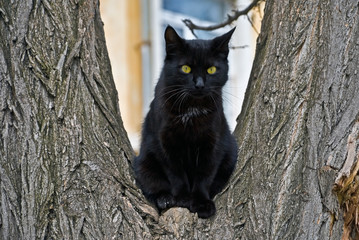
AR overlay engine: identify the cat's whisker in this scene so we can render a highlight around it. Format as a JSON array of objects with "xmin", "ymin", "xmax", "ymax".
[
  {"xmin": 170, "ymin": 90, "xmax": 188, "ymax": 113},
  {"xmin": 223, "ymin": 96, "xmax": 238, "ymax": 108},
  {"xmin": 158, "ymin": 87, "xmax": 182, "ymax": 98},
  {"xmin": 222, "ymin": 98, "xmax": 239, "ymax": 110},
  {"xmin": 209, "ymin": 94, "xmax": 220, "ymax": 112},
  {"xmin": 158, "ymin": 85, "xmax": 185, "ymax": 93},
  {"xmin": 178, "ymin": 92, "xmax": 188, "ymax": 113},
  {"xmin": 160, "ymin": 88, "xmax": 187, "ymax": 109},
  {"xmin": 221, "ymin": 89, "xmax": 241, "ymax": 99},
  {"xmin": 211, "ymin": 89, "xmax": 240, "ymax": 108}
]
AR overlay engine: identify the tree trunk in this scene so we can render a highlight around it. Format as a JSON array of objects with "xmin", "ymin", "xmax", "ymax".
[
  {"xmin": 1, "ymin": 0, "xmax": 358, "ymax": 240},
  {"xmin": 233, "ymin": 0, "xmax": 359, "ymax": 239},
  {"xmin": 0, "ymin": 1, "xmax": 150, "ymax": 239}
]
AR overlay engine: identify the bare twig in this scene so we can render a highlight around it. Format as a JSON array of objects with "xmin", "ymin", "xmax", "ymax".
[
  {"xmin": 182, "ymin": 0, "xmax": 262, "ymax": 34},
  {"xmin": 230, "ymin": 45, "xmax": 249, "ymax": 49}
]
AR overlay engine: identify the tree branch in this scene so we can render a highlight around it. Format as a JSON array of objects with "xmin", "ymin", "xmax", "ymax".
[{"xmin": 182, "ymin": 0, "xmax": 262, "ymax": 34}]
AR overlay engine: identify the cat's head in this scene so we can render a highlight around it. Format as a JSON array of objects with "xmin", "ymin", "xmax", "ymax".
[{"xmin": 160, "ymin": 25, "xmax": 235, "ymax": 104}]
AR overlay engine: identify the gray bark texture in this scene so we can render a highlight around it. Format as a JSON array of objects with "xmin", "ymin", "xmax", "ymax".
[
  {"xmin": 0, "ymin": 0, "xmax": 143, "ymax": 239},
  {"xmin": 234, "ymin": 1, "xmax": 359, "ymax": 239},
  {"xmin": 0, "ymin": 0, "xmax": 358, "ymax": 240}
]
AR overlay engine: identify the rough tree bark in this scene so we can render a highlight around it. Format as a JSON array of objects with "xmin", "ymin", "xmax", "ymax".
[
  {"xmin": 0, "ymin": 0, "xmax": 149, "ymax": 239},
  {"xmin": 233, "ymin": 1, "xmax": 359, "ymax": 239},
  {"xmin": 1, "ymin": 0, "xmax": 358, "ymax": 240}
]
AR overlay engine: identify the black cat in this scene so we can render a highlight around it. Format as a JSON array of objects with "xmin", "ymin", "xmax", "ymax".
[{"xmin": 133, "ymin": 26, "xmax": 238, "ymax": 219}]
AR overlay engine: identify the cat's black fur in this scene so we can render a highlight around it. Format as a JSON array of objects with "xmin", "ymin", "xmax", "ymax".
[{"xmin": 133, "ymin": 26, "xmax": 238, "ymax": 219}]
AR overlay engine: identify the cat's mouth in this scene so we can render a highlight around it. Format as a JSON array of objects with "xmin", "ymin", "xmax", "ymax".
[{"xmin": 188, "ymin": 89, "xmax": 209, "ymax": 98}]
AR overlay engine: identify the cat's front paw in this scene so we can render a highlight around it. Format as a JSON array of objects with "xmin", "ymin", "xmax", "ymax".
[
  {"xmin": 190, "ymin": 199, "xmax": 216, "ymax": 219},
  {"xmin": 156, "ymin": 193, "xmax": 175, "ymax": 210},
  {"xmin": 175, "ymin": 195, "xmax": 191, "ymax": 208}
]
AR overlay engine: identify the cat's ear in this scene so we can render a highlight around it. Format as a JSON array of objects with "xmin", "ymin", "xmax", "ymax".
[
  {"xmin": 164, "ymin": 25, "xmax": 184, "ymax": 55},
  {"xmin": 211, "ymin": 27, "xmax": 236, "ymax": 57}
]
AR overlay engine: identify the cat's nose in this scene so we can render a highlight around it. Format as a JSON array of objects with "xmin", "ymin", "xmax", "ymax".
[{"xmin": 195, "ymin": 77, "xmax": 204, "ymax": 89}]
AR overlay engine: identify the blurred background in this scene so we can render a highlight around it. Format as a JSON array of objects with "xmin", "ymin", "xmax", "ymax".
[{"xmin": 100, "ymin": 0, "xmax": 264, "ymax": 151}]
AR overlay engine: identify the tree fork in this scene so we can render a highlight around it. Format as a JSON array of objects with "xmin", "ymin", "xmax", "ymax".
[{"xmin": 1, "ymin": 0, "xmax": 359, "ymax": 239}]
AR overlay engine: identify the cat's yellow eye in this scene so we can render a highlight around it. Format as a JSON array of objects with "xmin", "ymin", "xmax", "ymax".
[
  {"xmin": 181, "ymin": 65, "xmax": 191, "ymax": 74},
  {"xmin": 207, "ymin": 66, "xmax": 217, "ymax": 74}
]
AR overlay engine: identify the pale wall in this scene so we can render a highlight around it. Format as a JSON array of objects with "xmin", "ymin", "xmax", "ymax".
[{"xmin": 100, "ymin": 0, "xmax": 142, "ymax": 149}]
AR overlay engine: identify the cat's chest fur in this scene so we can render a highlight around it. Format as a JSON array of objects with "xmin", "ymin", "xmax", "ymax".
[
  {"xmin": 176, "ymin": 107, "xmax": 211, "ymax": 125},
  {"xmin": 160, "ymin": 107, "xmax": 216, "ymax": 143}
]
